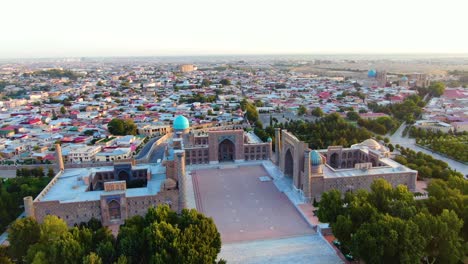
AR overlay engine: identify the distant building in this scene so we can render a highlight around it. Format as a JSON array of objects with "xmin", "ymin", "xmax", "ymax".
[
  {"xmin": 411, "ymin": 73, "xmax": 430, "ymax": 88},
  {"xmin": 178, "ymin": 64, "xmax": 196, "ymax": 72},
  {"xmin": 376, "ymin": 70, "xmax": 387, "ymax": 87}
]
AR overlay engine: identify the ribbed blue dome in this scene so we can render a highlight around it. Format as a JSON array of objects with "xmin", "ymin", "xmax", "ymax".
[
  {"xmin": 267, "ymin": 137, "xmax": 272, "ymax": 142},
  {"xmin": 310, "ymin": 150, "xmax": 322, "ymax": 166},
  {"xmin": 368, "ymin": 69, "xmax": 377, "ymax": 78},
  {"xmin": 401, "ymin": 76, "xmax": 408, "ymax": 81},
  {"xmin": 173, "ymin": 115, "xmax": 190, "ymax": 130}
]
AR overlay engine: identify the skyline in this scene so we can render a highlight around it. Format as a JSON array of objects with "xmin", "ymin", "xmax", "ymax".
[{"xmin": 1, "ymin": 0, "xmax": 468, "ymax": 58}]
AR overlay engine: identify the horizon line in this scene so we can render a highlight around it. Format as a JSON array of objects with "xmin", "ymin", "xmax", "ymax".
[{"xmin": 2, "ymin": 52, "xmax": 468, "ymax": 61}]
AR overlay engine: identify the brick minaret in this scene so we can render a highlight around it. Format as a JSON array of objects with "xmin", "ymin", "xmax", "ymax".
[
  {"xmin": 23, "ymin": 196, "xmax": 35, "ymax": 219},
  {"xmin": 174, "ymin": 150, "xmax": 187, "ymax": 211},
  {"xmin": 55, "ymin": 144, "xmax": 65, "ymax": 171},
  {"xmin": 274, "ymin": 128, "xmax": 281, "ymax": 164},
  {"xmin": 303, "ymin": 150, "xmax": 311, "ymax": 201}
]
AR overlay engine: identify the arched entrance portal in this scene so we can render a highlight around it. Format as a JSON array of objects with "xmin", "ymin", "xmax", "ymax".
[
  {"xmin": 218, "ymin": 139, "xmax": 235, "ymax": 162},
  {"xmin": 330, "ymin": 153, "xmax": 339, "ymax": 168},
  {"xmin": 118, "ymin": 170, "xmax": 129, "ymax": 181},
  {"xmin": 284, "ymin": 149, "xmax": 294, "ymax": 177},
  {"xmin": 108, "ymin": 200, "xmax": 121, "ymax": 220}
]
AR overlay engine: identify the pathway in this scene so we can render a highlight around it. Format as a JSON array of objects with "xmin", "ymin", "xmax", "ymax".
[{"xmin": 390, "ymin": 123, "xmax": 467, "ymax": 176}]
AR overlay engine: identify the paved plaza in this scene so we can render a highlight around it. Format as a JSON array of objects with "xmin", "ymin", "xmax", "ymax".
[
  {"xmin": 219, "ymin": 235, "xmax": 343, "ymax": 264},
  {"xmin": 190, "ymin": 163, "xmax": 343, "ymax": 263},
  {"xmin": 192, "ymin": 165, "xmax": 315, "ymax": 243}
]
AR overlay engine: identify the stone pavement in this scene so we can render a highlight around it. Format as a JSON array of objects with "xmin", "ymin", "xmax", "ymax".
[{"xmin": 219, "ymin": 235, "xmax": 343, "ymax": 264}]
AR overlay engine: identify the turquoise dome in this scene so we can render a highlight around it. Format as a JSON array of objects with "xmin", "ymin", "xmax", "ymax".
[
  {"xmin": 368, "ymin": 69, "xmax": 377, "ymax": 78},
  {"xmin": 173, "ymin": 115, "xmax": 190, "ymax": 130},
  {"xmin": 310, "ymin": 150, "xmax": 322, "ymax": 166},
  {"xmin": 401, "ymin": 76, "xmax": 408, "ymax": 81},
  {"xmin": 267, "ymin": 137, "xmax": 272, "ymax": 142}
]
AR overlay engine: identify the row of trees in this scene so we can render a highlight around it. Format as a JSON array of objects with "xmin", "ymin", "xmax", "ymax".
[
  {"xmin": 356, "ymin": 116, "xmax": 400, "ymax": 135},
  {"xmin": 15, "ymin": 168, "xmax": 55, "ymax": 178},
  {"xmin": 0, "ymin": 177, "xmax": 51, "ymax": 233},
  {"xmin": 317, "ymin": 177, "xmax": 467, "ymax": 264},
  {"xmin": 2, "ymin": 205, "xmax": 224, "ymax": 264},
  {"xmin": 107, "ymin": 119, "xmax": 138, "ymax": 136},
  {"xmin": 368, "ymin": 94, "xmax": 426, "ymax": 124},
  {"xmin": 270, "ymin": 113, "xmax": 373, "ymax": 149},
  {"xmin": 410, "ymin": 127, "xmax": 468, "ymax": 162},
  {"xmin": 393, "ymin": 145, "xmax": 463, "ymax": 180},
  {"xmin": 31, "ymin": 69, "xmax": 82, "ymax": 81}
]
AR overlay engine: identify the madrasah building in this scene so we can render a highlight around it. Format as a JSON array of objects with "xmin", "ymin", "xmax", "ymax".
[{"xmin": 23, "ymin": 115, "xmax": 417, "ymax": 226}]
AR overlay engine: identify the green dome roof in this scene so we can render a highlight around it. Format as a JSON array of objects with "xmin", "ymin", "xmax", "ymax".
[
  {"xmin": 173, "ymin": 115, "xmax": 190, "ymax": 130},
  {"xmin": 310, "ymin": 150, "xmax": 322, "ymax": 166},
  {"xmin": 267, "ymin": 137, "xmax": 272, "ymax": 142}
]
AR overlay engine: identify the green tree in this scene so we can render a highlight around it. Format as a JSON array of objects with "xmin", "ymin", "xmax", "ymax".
[
  {"xmin": 311, "ymin": 107, "xmax": 324, "ymax": 117},
  {"xmin": 428, "ymin": 81, "xmax": 446, "ymax": 97},
  {"xmin": 219, "ymin": 79, "xmax": 231, "ymax": 86},
  {"xmin": 60, "ymin": 106, "xmax": 67, "ymax": 115},
  {"xmin": 39, "ymin": 215, "xmax": 68, "ymax": 243},
  {"xmin": 107, "ymin": 119, "xmax": 137, "ymax": 136},
  {"xmin": 316, "ymin": 189, "xmax": 344, "ymax": 224},
  {"xmin": 351, "ymin": 214, "xmax": 425, "ymax": 264},
  {"xmin": 346, "ymin": 111, "xmax": 360, "ymax": 121},
  {"xmin": 297, "ymin": 105, "xmax": 307, "ymax": 116},
  {"xmin": 414, "ymin": 210, "xmax": 464, "ymax": 264},
  {"xmin": 8, "ymin": 217, "xmax": 40, "ymax": 262},
  {"xmin": 83, "ymin": 252, "xmax": 103, "ymax": 264}
]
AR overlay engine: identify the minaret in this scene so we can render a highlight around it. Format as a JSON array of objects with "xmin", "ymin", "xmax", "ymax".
[
  {"xmin": 174, "ymin": 150, "xmax": 187, "ymax": 211},
  {"xmin": 303, "ymin": 150, "xmax": 311, "ymax": 200},
  {"xmin": 274, "ymin": 128, "xmax": 281, "ymax": 164},
  {"xmin": 23, "ymin": 196, "xmax": 35, "ymax": 220},
  {"xmin": 55, "ymin": 144, "xmax": 64, "ymax": 171}
]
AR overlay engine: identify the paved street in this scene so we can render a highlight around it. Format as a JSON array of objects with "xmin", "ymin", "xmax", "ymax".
[
  {"xmin": 135, "ymin": 137, "xmax": 160, "ymax": 159},
  {"xmin": 390, "ymin": 123, "xmax": 467, "ymax": 176},
  {"xmin": 0, "ymin": 170, "xmax": 17, "ymax": 178},
  {"xmin": 149, "ymin": 143, "xmax": 166, "ymax": 163}
]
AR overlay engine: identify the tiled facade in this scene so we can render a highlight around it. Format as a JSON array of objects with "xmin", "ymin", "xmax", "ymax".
[{"xmin": 276, "ymin": 129, "xmax": 417, "ymax": 201}]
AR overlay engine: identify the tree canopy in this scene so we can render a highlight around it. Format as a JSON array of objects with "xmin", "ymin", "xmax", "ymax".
[
  {"xmin": 107, "ymin": 119, "xmax": 137, "ymax": 136},
  {"xmin": 5, "ymin": 205, "xmax": 223, "ymax": 264},
  {"xmin": 317, "ymin": 178, "xmax": 467, "ymax": 264}
]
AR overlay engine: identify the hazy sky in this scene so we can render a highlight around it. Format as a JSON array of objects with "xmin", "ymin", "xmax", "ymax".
[{"xmin": 1, "ymin": 0, "xmax": 467, "ymax": 58}]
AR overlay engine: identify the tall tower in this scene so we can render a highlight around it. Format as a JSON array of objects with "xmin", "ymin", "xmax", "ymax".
[
  {"xmin": 274, "ymin": 128, "xmax": 281, "ymax": 164},
  {"xmin": 303, "ymin": 150, "xmax": 311, "ymax": 201},
  {"xmin": 55, "ymin": 144, "xmax": 65, "ymax": 171},
  {"xmin": 23, "ymin": 196, "xmax": 35, "ymax": 219},
  {"xmin": 174, "ymin": 150, "xmax": 187, "ymax": 211},
  {"xmin": 376, "ymin": 70, "xmax": 387, "ymax": 87}
]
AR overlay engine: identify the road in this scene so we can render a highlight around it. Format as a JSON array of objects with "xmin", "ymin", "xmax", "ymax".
[
  {"xmin": 0, "ymin": 170, "xmax": 17, "ymax": 178},
  {"xmin": 390, "ymin": 122, "xmax": 468, "ymax": 176},
  {"xmin": 135, "ymin": 137, "xmax": 160, "ymax": 159},
  {"xmin": 149, "ymin": 143, "xmax": 167, "ymax": 163}
]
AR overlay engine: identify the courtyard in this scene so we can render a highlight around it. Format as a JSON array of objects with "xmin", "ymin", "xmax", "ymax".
[{"xmin": 192, "ymin": 165, "xmax": 315, "ymax": 243}]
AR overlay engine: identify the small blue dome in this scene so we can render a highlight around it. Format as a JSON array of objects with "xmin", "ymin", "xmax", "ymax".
[
  {"xmin": 173, "ymin": 115, "xmax": 190, "ymax": 130},
  {"xmin": 368, "ymin": 69, "xmax": 377, "ymax": 78},
  {"xmin": 310, "ymin": 150, "xmax": 322, "ymax": 166},
  {"xmin": 401, "ymin": 76, "xmax": 408, "ymax": 81},
  {"xmin": 267, "ymin": 137, "xmax": 272, "ymax": 142}
]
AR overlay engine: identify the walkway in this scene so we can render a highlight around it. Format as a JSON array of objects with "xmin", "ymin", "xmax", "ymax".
[
  {"xmin": 390, "ymin": 123, "xmax": 468, "ymax": 175},
  {"xmin": 219, "ymin": 235, "xmax": 343, "ymax": 264}
]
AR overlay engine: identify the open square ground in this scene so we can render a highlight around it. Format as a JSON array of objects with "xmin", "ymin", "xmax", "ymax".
[{"xmin": 192, "ymin": 165, "xmax": 315, "ymax": 243}]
